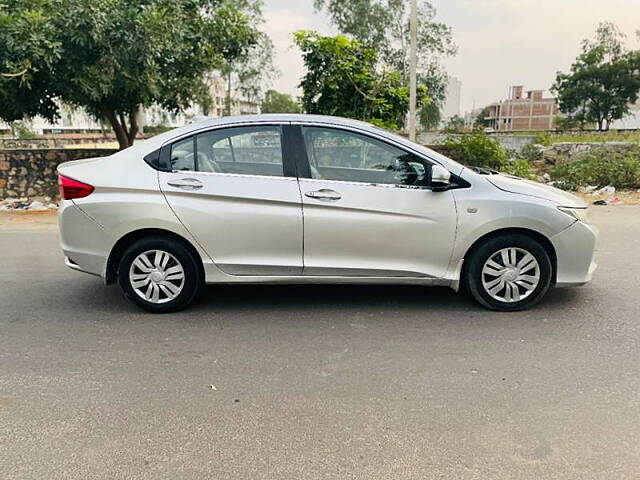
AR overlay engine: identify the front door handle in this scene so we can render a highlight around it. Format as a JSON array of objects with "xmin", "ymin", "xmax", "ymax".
[
  {"xmin": 305, "ymin": 189, "xmax": 341, "ymax": 201},
  {"xmin": 167, "ymin": 178, "xmax": 203, "ymax": 190}
]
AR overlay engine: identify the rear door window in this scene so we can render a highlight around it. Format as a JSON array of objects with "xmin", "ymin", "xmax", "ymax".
[{"xmin": 195, "ymin": 126, "xmax": 284, "ymax": 177}]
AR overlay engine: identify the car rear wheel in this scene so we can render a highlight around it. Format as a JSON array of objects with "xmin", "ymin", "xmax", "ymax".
[
  {"xmin": 463, "ymin": 233, "xmax": 553, "ymax": 311},
  {"xmin": 118, "ymin": 236, "xmax": 202, "ymax": 313}
]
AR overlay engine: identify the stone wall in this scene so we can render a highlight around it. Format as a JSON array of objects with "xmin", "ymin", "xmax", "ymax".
[
  {"xmin": 541, "ymin": 142, "xmax": 638, "ymax": 164},
  {"xmin": 0, "ymin": 136, "xmax": 117, "ymax": 150},
  {"xmin": 417, "ymin": 132, "xmax": 537, "ymax": 153},
  {"xmin": 0, "ymin": 149, "xmax": 116, "ymax": 200}
]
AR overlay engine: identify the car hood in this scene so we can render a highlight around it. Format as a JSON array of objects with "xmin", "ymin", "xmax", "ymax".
[{"xmin": 486, "ymin": 174, "xmax": 586, "ymax": 207}]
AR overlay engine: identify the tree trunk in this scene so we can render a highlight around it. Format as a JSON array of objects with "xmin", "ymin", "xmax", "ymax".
[
  {"xmin": 102, "ymin": 107, "xmax": 140, "ymax": 150},
  {"xmin": 103, "ymin": 109, "xmax": 130, "ymax": 149},
  {"xmin": 127, "ymin": 110, "xmax": 139, "ymax": 145},
  {"xmin": 225, "ymin": 70, "xmax": 232, "ymax": 116}
]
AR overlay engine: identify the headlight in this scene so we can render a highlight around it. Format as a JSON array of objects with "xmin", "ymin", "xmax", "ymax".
[{"xmin": 558, "ymin": 206, "xmax": 589, "ymax": 223}]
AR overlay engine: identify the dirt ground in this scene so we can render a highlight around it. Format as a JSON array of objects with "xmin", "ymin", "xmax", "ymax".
[{"xmin": 574, "ymin": 190, "xmax": 640, "ymax": 205}]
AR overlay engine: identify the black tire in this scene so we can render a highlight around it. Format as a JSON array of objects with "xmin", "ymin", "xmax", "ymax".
[
  {"xmin": 463, "ymin": 233, "xmax": 553, "ymax": 311},
  {"xmin": 117, "ymin": 236, "xmax": 202, "ymax": 313}
]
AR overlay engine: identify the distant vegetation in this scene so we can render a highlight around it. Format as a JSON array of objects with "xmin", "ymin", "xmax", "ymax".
[
  {"xmin": 551, "ymin": 146, "xmax": 640, "ymax": 190},
  {"xmin": 553, "ymin": 22, "xmax": 640, "ymax": 131},
  {"xmin": 0, "ymin": 0, "xmax": 270, "ymax": 149},
  {"xmin": 534, "ymin": 130, "xmax": 640, "ymax": 146},
  {"xmin": 438, "ymin": 131, "xmax": 534, "ymax": 179},
  {"xmin": 261, "ymin": 90, "xmax": 301, "ymax": 114}
]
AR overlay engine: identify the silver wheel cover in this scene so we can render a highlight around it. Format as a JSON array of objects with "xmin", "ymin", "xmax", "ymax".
[
  {"xmin": 129, "ymin": 250, "xmax": 185, "ymax": 304},
  {"xmin": 481, "ymin": 247, "xmax": 540, "ymax": 303}
]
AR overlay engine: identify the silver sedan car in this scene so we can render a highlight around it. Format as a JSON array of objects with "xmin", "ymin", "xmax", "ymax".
[{"xmin": 57, "ymin": 114, "xmax": 597, "ymax": 312}]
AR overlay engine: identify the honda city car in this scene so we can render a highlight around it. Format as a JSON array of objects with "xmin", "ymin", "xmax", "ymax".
[{"xmin": 57, "ymin": 114, "xmax": 597, "ymax": 312}]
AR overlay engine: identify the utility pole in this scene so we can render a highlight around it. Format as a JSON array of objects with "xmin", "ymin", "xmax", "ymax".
[{"xmin": 408, "ymin": 0, "xmax": 417, "ymax": 141}]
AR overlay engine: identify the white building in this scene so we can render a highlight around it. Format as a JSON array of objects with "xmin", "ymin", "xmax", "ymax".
[
  {"xmin": 611, "ymin": 101, "xmax": 640, "ymax": 129},
  {"xmin": 441, "ymin": 75, "xmax": 462, "ymax": 122},
  {"xmin": 1, "ymin": 74, "xmax": 259, "ymax": 135}
]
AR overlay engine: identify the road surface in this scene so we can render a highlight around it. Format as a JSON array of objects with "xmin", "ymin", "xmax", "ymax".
[{"xmin": 1, "ymin": 207, "xmax": 639, "ymax": 479}]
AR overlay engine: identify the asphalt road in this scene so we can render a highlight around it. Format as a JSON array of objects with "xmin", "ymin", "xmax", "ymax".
[{"xmin": 1, "ymin": 207, "xmax": 640, "ymax": 479}]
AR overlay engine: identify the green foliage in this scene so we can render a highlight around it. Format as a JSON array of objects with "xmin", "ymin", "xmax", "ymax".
[
  {"xmin": 534, "ymin": 132, "xmax": 552, "ymax": 146},
  {"xmin": 0, "ymin": 0, "xmax": 263, "ymax": 148},
  {"xmin": 10, "ymin": 121, "xmax": 35, "ymax": 139},
  {"xmin": 519, "ymin": 142, "xmax": 543, "ymax": 162},
  {"xmin": 442, "ymin": 115, "xmax": 465, "ymax": 134},
  {"xmin": 219, "ymin": 2, "xmax": 277, "ymax": 114},
  {"xmin": 439, "ymin": 132, "xmax": 508, "ymax": 170},
  {"xmin": 538, "ymin": 130, "xmax": 640, "ymax": 144},
  {"xmin": 418, "ymin": 101, "xmax": 441, "ymax": 131},
  {"xmin": 439, "ymin": 131, "xmax": 535, "ymax": 179},
  {"xmin": 313, "ymin": 0, "xmax": 456, "ymax": 111},
  {"xmin": 473, "ymin": 106, "xmax": 492, "ymax": 129},
  {"xmin": 261, "ymin": 89, "xmax": 301, "ymax": 113},
  {"xmin": 293, "ymin": 31, "xmax": 428, "ymax": 129},
  {"xmin": 501, "ymin": 158, "xmax": 535, "ymax": 179},
  {"xmin": 552, "ymin": 22, "xmax": 640, "ymax": 131},
  {"xmin": 143, "ymin": 124, "xmax": 172, "ymax": 136},
  {"xmin": 551, "ymin": 147, "xmax": 640, "ymax": 189}
]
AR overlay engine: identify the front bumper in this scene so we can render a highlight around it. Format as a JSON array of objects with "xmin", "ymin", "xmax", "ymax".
[{"xmin": 550, "ymin": 220, "xmax": 598, "ymax": 287}]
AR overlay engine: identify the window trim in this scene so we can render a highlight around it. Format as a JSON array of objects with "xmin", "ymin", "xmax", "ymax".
[
  {"xmin": 159, "ymin": 123, "xmax": 295, "ymax": 179},
  {"xmin": 296, "ymin": 124, "xmax": 435, "ymax": 190},
  {"xmin": 291, "ymin": 123, "xmax": 470, "ymax": 190}
]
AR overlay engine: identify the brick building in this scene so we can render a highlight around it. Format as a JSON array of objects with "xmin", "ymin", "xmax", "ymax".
[{"xmin": 485, "ymin": 85, "xmax": 558, "ymax": 131}]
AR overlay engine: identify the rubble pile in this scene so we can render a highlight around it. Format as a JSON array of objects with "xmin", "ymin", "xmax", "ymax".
[{"xmin": 0, "ymin": 197, "xmax": 58, "ymax": 211}]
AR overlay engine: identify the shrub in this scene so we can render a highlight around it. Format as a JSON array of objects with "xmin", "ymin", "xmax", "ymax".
[
  {"xmin": 501, "ymin": 158, "xmax": 536, "ymax": 179},
  {"xmin": 439, "ymin": 132, "xmax": 508, "ymax": 170},
  {"xmin": 439, "ymin": 131, "xmax": 535, "ymax": 179},
  {"xmin": 519, "ymin": 142, "xmax": 543, "ymax": 162},
  {"xmin": 551, "ymin": 147, "xmax": 640, "ymax": 189},
  {"xmin": 534, "ymin": 132, "xmax": 552, "ymax": 146}
]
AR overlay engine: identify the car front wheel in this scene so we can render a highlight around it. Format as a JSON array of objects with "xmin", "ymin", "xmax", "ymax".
[
  {"xmin": 117, "ymin": 236, "xmax": 202, "ymax": 313},
  {"xmin": 464, "ymin": 233, "xmax": 553, "ymax": 311}
]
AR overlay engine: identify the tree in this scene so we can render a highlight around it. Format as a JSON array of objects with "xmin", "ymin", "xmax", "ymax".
[
  {"xmin": 218, "ymin": 0, "xmax": 277, "ymax": 116},
  {"xmin": 418, "ymin": 101, "xmax": 440, "ymax": 130},
  {"xmin": 293, "ymin": 31, "xmax": 428, "ymax": 129},
  {"xmin": 0, "ymin": 0, "xmax": 261, "ymax": 149},
  {"xmin": 261, "ymin": 90, "xmax": 301, "ymax": 113},
  {"xmin": 313, "ymin": 0, "xmax": 456, "ymax": 112},
  {"xmin": 473, "ymin": 106, "xmax": 492, "ymax": 129},
  {"xmin": 552, "ymin": 22, "xmax": 640, "ymax": 131},
  {"xmin": 442, "ymin": 115, "xmax": 464, "ymax": 133}
]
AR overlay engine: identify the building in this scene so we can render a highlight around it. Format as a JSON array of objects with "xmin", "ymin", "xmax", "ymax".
[
  {"xmin": 142, "ymin": 74, "xmax": 259, "ymax": 128},
  {"xmin": 611, "ymin": 101, "xmax": 640, "ymax": 130},
  {"xmin": 0, "ymin": 74, "xmax": 259, "ymax": 135},
  {"xmin": 485, "ymin": 85, "xmax": 558, "ymax": 131},
  {"xmin": 441, "ymin": 76, "xmax": 462, "ymax": 122}
]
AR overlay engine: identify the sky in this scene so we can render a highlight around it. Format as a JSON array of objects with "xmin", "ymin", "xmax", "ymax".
[{"xmin": 262, "ymin": 0, "xmax": 640, "ymax": 114}]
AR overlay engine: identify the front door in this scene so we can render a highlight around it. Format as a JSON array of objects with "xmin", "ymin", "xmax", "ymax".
[
  {"xmin": 297, "ymin": 125, "xmax": 457, "ymax": 278},
  {"xmin": 159, "ymin": 124, "xmax": 303, "ymax": 276}
]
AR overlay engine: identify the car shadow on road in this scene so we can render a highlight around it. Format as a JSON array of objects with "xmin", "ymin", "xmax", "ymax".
[
  {"xmin": 185, "ymin": 283, "xmax": 585, "ymax": 315},
  {"xmin": 60, "ymin": 277, "xmax": 587, "ymax": 319}
]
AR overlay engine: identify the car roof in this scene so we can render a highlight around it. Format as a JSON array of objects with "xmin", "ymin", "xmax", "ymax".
[
  {"xmin": 190, "ymin": 113, "xmax": 375, "ymax": 130},
  {"xmin": 120, "ymin": 114, "xmax": 465, "ymax": 174}
]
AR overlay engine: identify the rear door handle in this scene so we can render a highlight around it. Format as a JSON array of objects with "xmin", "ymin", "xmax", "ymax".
[
  {"xmin": 167, "ymin": 178, "xmax": 203, "ymax": 190},
  {"xmin": 305, "ymin": 189, "xmax": 341, "ymax": 201}
]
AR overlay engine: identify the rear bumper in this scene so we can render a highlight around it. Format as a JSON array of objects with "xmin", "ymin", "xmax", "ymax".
[
  {"xmin": 550, "ymin": 220, "xmax": 598, "ymax": 287},
  {"xmin": 58, "ymin": 201, "xmax": 112, "ymax": 278}
]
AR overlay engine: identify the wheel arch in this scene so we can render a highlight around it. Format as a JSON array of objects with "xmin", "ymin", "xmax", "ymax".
[
  {"xmin": 105, "ymin": 228, "xmax": 204, "ymax": 285},
  {"xmin": 461, "ymin": 227, "xmax": 557, "ymax": 284}
]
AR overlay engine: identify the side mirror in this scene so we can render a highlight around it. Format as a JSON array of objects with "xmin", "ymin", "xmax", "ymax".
[{"xmin": 431, "ymin": 164, "xmax": 451, "ymax": 191}]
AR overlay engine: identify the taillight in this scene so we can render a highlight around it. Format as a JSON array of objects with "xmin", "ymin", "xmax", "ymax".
[{"xmin": 58, "ymin": 174, "xmax": 94, "ymax": 200}]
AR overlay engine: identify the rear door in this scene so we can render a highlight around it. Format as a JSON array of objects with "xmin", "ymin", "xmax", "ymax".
[
  {"xmin": 295, "ymin": 124, "xmax": 458, "ymax": 278},
  {"xmin": 159, "ymin": 124, "xmax": 303, "ymax": 276}
]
